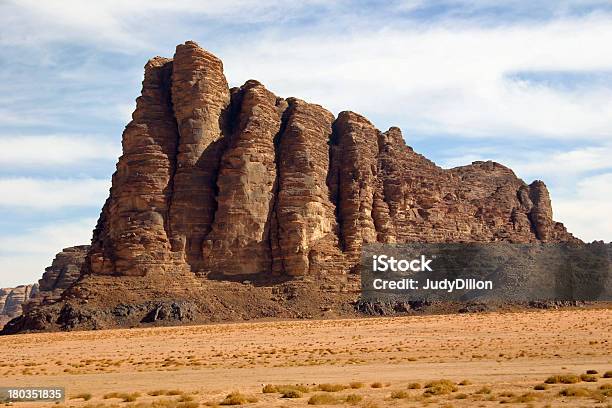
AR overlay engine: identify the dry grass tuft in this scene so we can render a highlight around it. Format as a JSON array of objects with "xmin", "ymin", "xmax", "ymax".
[
  {"xmin": 349, "ymin": 382, "xmax": 364, "ymax": 389},
  {"xmin": 262, "ymin": 384, "xmax": 310, "ymax": 394},
  {"xmin": 424, "ymin": 379, "xmax": 458, "ymax": 396},
  {"xmin": 545, "ymin": 374, "xmax": 581, "ymax": 384},
  {"xmin": 390, "ymin": 390, "xmax": 409, "ymax": 399},
  {"xmin": 345, "ymin": 394, "xmax": 363, "ymax": 404},
  {"xmin": 600, "ymin": 383, "xmax": 612, "ymax": 397},
  {"xmin": 316, "ymin": 383, "xmax": 348, "ymax": 392},
  {"xmin": 71, "ymin": 393, "xmax": 92, "ymax": 401},
  {"xmin": 408, "ymin": 382, "xmax": 422, "ymax": 389},
  {"xmin": 219, "ymin": 392, "xmax": 258, "ymax": 405},
  {"xmin": 558, "ymin": 387, "xmax": 591, "ymax": 397},
  {"xmin": 281, "ymin": 389, "xmax": 303, "ymax": 398},
  {"xmin": 370, "ymin": 382, "xmax": 383, "ymax": 389},
  {"xmin": 534, "ymin": 384, "xmax": 549, "ymax": 390},
  {"xmin": 580, "ymin": 373, "xmax": 598, "ymax": 382},
  {"xmin": 308, "ymin": 393, "xmax": 341, "ymax": 405},
  {"xmin": 103, "ymin": 392, "xmax": 141, "ymax": 402}
]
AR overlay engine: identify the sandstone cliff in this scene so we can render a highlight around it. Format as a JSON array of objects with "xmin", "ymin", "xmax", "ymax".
[
  {"xmin": 2, "ymin": 41, "xmax": 580, "ymax": 334},
  {"xmin": 31, "ymin": 246, "xmax": 90, "ymax": 305},
  {"xmin": 0, "ymin": 284, "xmax": 38, "ymax": 327},
  {"xmin": 0, "ymin": 246, "xmax": 88, "ymax": 329},
  {"xmin": 87, "ymin": 41, "xmax": 575, "ymax": 279}
]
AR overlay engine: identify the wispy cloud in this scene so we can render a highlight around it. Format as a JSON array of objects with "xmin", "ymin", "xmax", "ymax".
[
  {"xmin": 555, "ymin": 173, "xmax": 612, "ymax": 242},
  {"xmin": 0, "ymin": 218, "xmax": 95, "ymax": 287},
  {"xmin": 0, "ymin": 135, "xmax": 120, "ymax": 168},
  {"xmin": 219, "ymin": 15, "xmax": 612, "ymax": 140},
  {"xmin": 0, "ymin": 178, "xmax": 110, "ymax": 210}
]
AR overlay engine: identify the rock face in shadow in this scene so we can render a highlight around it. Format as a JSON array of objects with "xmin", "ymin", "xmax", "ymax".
[{"xmin": 2, "ymin": 41, "xmax": 580, "ymax": 334}]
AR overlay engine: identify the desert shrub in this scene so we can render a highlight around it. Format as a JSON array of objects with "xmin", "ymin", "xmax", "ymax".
[
  {"xmin": 474, "ymin": 386, "xmax": 492, "ymax": 394},
  {"xmin": 600, "ymin": 383, "xmax": 612, "ymax": 397},
  {"xmin": 308, "ymin": 393, "xmax": 341, "ymax": 405},
  {"xmin": 580, "ymin": 373, "xmax": 598, "ymax": 382},
  {"xmin": 123, "ymin": 393, "xmax": 141, "ymax": 402},
  {"xmin": 499, "ymin": 391, "xmax": 515, "ymax": 397},
  {"xmin": 281, "ymin": 389, "xmax": 303, "ymax": 398},
  {"xmin": 167, "ymin": 390, "xmax": 183, "ymax": 396},
  {"xmin": 262, "ymin": 384, "xmax": 310, "ymax": 394},
  {"xmin": 586, "ymin": 369, "xmax": 598, "ymax": 374},
  {"xmin": 148, "ymin": 390, "xmax": 168, "ymax": 396},
  {"xmin": 178, "ymin": 394, "xmax": 195, "ymax": 402},
  {"xmin": 349, "ymin": 382, "xmax": 364, "ymax": 389},
  {"xmin": 103, "ymin": 392, "xmax": 140, "ymax": 402},
  {"xmin": 424, "ymin": 380, "xmax": 458, "ymax": 396},
  {"xmin": 454, "ymin": 393, "xmax": 468, "ymax": 399},
  {"xmin": 558, "ymin": 387, "xmax": 590, "ymax": 397},
  {"xmin": 219, "ymin": 392, "xmax": 258, "ymax": 405},
  {"xmin": 149, "ymin": 402, "xmax": 199, "ymax": 408},
  {"xmin": 262, "ymin": 384, "xmax": 276, "ymax": 393},
  {"xmin": 603, "ymin": 370, "xmax": 612, "ymax": 378},
  {"xmin": 370, "ymin": 382, "xmax": 383, "ymax": 389},
  {"xmin": 534, "ymin": 384, "xmax": 549, "ymax": 390},
  {"xmin": 317, "ymin": 383, "xmax": 348, "ymax": 392},
  {"xmin": 545, "ymin": 374, "xmax": 581, "ymax": 384},
  {"xmin": 390, "ymin": 390, "xmax": 409, "ymax": 399},
  {"xmin": 344, "ymin": 394, "xmax": 363, "ymax": 404},
  {"xmin": 458, "ymin": 380, "xmax": 471, "ymax": 386},
  {"xmin": 71, "ymin": 393, "xmax": 92, "ymax": 401},
  {"xmin": 408, "ymin": 382, "xmax": 422, "ymax": 389}
]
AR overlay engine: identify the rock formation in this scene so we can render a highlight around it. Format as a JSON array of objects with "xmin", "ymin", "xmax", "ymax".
[
  {"xmin": 32, "ymin": 246, "xmax": 89, "ymax": 305},
  {"xmin": 1, "ymin": 41, "xmax": 581, "ymax": 334},
  {"xmin": 0, "ymin": 246, "xmax": 88, "ymax": 328},
  {"xmin": 0, "ymin": 284, "xmax": 38, "ymax": 327}
]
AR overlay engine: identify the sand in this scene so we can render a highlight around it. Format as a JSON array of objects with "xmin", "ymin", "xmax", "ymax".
[{"xmin": 1, "ymin": 309, "xmax": 611, "ymax": 407}]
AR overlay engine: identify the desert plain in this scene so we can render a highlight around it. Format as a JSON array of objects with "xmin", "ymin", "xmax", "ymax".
[{"xmin": 1, "ymin": 309, "xmax": 611, "ymax": 408}]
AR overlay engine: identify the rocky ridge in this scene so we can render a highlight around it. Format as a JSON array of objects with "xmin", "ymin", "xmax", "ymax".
[{"xmin": 2, "ymin": 41, "xmax": 580, "ymax": 334}]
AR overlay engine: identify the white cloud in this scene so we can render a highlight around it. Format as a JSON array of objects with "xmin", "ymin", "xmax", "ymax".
[
  {"xmin": 219, "ymin": 16, "xmax": 612, "ymax": 140},
  {"xmin": 0, "ymin": 218, "xmax": 95, "ymax": 287},
  {"xmin": 0, "ymin": 0, "xmax": 338, "ymax": 51},
  {"xmin": 0, "ymin": 135, "xmax": 120, "ymax": 168},
  {"xmin": 554, "ymin": 173, "xmax": 612, "ymax": 242},
  {"xmin": 439, "ymin": 143, "xmax": 612, "ymax": 185},
  {"xmin": 0, "ymin": 178, "xmax": 110, "ymax": 210}
]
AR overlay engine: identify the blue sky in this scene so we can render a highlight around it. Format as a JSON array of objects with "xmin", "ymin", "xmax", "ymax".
[{"xmin": 1, "ymin": 0, "xmax": 611, "ymax": 287}]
